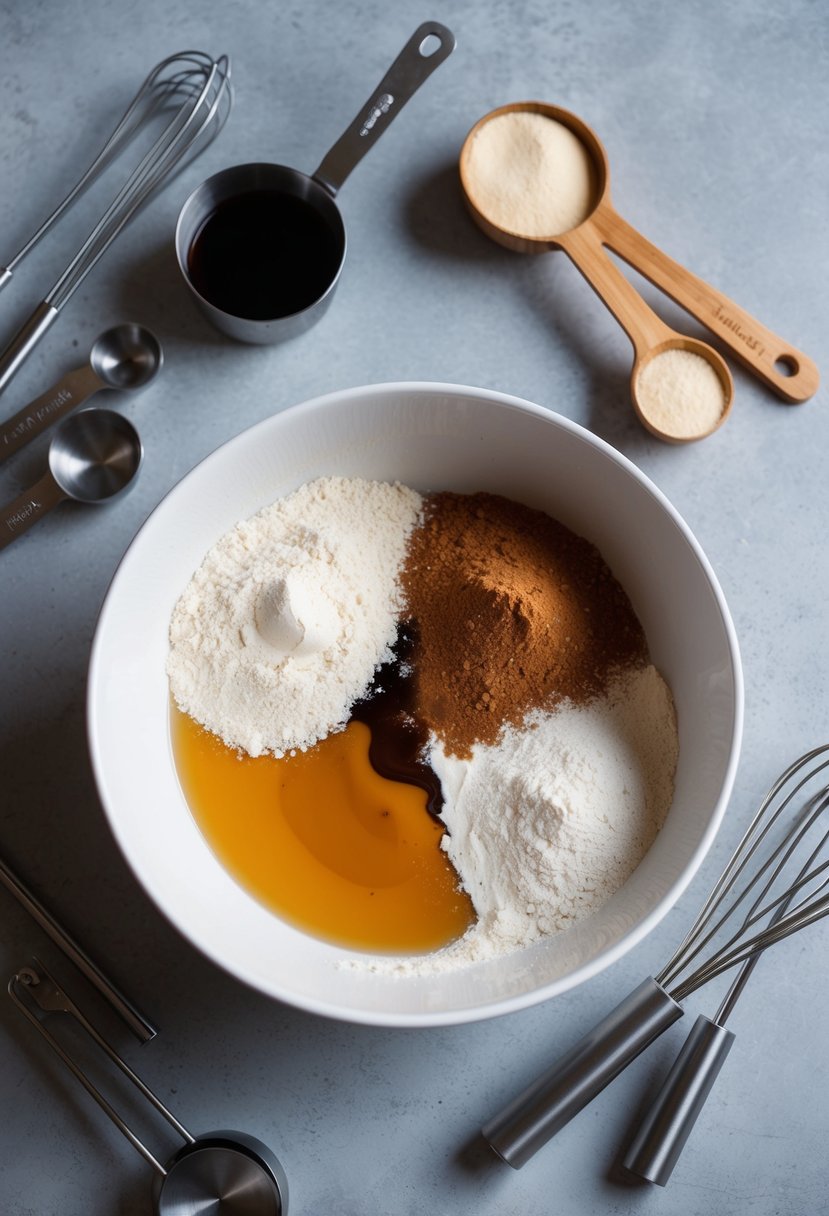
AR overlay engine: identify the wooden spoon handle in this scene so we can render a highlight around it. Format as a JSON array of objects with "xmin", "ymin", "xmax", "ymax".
[
  {"xmin": 594, "ymin": 206, "xmax": 819, "ymax": 402},
  {"xmin": 558, "ymin": 218, "xmax": 677, "ymax": 361}
]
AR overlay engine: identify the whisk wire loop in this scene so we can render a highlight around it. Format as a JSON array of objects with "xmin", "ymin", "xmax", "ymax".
[
  {"xmin": 48, "ymin": 52, "xmax": 232, "ymax": 311},
  {"xmin": 657, "ymin": 746, "xmax": 829, "ymax": 1001},
  {"xmin": 666, "ymin": 793, "xmax": 829, "ymax": 996},
  {"xmin": 3, "ymin": 51, "xmax": 230, "ymax": 285}
]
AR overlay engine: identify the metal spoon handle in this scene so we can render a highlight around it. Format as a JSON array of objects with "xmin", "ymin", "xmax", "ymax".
[
  {"xmin": 0, "ymin": 365, "xmax": 103, "ymax": 463},
  {"xmin": 313, "ymin": 21, "xmax": 455, "ymax": 196},
  {"xmin": 0, "ymin": 300, "xmax": 60, "ymax": 398},
  {"xmin": 10, "ymin": 961, "xmax": 186, "ymax": 1175},
  {"xmin": 0, "ymin": 856, "xmax": 157, "ymax": 1041},
  {"xmin": 0, "ymin": 470, "xmax": 63, "ymax": 550}
]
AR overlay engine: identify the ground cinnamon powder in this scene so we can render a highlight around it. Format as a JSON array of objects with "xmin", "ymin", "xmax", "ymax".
[{"xmin": 400, "ymin": 492, "xmax": 648, "ymax": 757}]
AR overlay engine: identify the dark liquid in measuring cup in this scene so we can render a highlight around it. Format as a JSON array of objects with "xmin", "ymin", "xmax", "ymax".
[{"xmin": 187, "ymin": 190, "xmax": 342, "ymax": 321}]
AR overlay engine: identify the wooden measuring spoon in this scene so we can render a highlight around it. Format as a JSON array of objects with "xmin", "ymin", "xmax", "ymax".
[{"xmin": 460, "ymin": 102, "xmax": 818, "ymax": 441}]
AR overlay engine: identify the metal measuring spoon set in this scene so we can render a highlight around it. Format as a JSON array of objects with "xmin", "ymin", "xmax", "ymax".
[
  {"xmin": 3, "ymin": 853, "xmax": 288, "ymax": 1216},
  {"xmin": 0, "ymin": 324, "xmax": 163, "ymax": 550},
  {"xmin": 10, "ymin": 962, "xmax": 288, "ymax": 1216}
]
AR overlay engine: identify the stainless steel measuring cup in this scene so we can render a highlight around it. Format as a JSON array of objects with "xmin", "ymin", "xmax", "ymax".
[
  {"xmin": 0, "ymin": 407, "xmax": 142, "ymax": 550},
  {"xmin": 0, "ymin": 323, "xmax": 162, "ymax": 463},
  {"xmin": 175, "ymin": 22, "xmax": 455, "ymax": 343},
  {"xmin": 10, "ymin": 960, "xmax": 288, "ymax": 1215}
]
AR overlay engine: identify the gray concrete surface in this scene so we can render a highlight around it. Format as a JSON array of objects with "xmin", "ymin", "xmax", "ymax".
[{"xmin": 1, "ymin": 1, "xmax": 827, "ymax": 1212}]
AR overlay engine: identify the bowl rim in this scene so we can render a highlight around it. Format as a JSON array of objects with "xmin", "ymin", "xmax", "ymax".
[{"xmin": 87, "ymin": 380, "xmax": 744, "ymax": 1026}]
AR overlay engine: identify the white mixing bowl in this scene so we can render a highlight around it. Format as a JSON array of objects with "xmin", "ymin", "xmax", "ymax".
[{"xmin": 88, "ymin": 383, "xmax": 743, "ymax": 1027}]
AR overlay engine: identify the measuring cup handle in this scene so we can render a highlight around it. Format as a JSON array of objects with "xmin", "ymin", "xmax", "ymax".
[
  {"xmin": 313, "ymin": 21, "xmax": 455, "ymax": 196},
  {"xmin": 0, "ymin": 470, "xmax": 63, "ymax": 551},
  {"xmin": 0, "ymin": 300, "xmax": 60, "ymax": 399},
  {"xmin": 0, "ymin": 365, "xmax": 102, "ymax": 464},
  {"xmin": 594, "ymin": 207, "xmax": 819, "ymax": 402}
]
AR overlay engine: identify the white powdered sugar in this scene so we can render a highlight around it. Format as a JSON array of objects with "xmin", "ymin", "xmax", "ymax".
[
  {"xmin": 464, "ymin": 110, "xmax": 597, "ymax": 238},
  {"xmin": 636, "ymin": 347, "xmax": 726, "ymax": 439},
  {"xmin": 356, "ymin": 663, "xmax": 677, "ymax": 975},
  {"xmin": 167, "ymin": 477, "xmax": 423, "ymax": 757}
]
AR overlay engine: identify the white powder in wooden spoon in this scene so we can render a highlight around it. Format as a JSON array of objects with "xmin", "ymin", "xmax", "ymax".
[
  {"xmin": 463, "ymin": 110, "xmax": 597, "ymax": 238},
  {"xmin": 636, "ymin": 348, "xmax": 727, "ymax": 439}
]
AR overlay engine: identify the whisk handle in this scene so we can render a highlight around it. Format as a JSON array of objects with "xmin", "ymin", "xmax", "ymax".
[
  {"xmin": 0, "ymin": 300, "xmax": 59, "ymax": 397},
  {"xmin": 621, "ymin": 1014, "xmax": 735, "ymax": 1186},
  {"xmin": 482, "ymin": 977, "xmax": 682, "ymax": 1169}
]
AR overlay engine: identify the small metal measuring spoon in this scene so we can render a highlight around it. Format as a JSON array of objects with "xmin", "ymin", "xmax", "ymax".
[
  {"xmin": 10, "ymin": 960, "xmax": 288, "ymax": 1215},
  {"xmin": 0, "ymin": 407, "xmax": 142, "ymax": 551},
  {"xmin": 176, "ymin": 22, "xmax": 455, "ymax": 343},
  {"xmin": 460, "ymin": 102, "xmax": 820, "ymax": 442},
  {"xmin": 0, "ymin": 323, "xmax": 161, "ymax": 462}
]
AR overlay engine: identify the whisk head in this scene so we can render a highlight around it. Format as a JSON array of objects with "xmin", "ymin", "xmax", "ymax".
[
  {"xmin": 656, "ymin": 745, "xmax": 829, "ymax": 1003},
  {"xmin": 134, "ymin": 50, "xmax": 233, "ymax": 158},
  {"xmin": 3, "ymin": 51, "xmax": 232, "ymax": 285},
  {"xmin": 80, "ymin": 50, "xmax": 232, "ymax": 159},
  {"xmin": 47, "ymin": 50, "xmax": 232, "ymax": 311}
]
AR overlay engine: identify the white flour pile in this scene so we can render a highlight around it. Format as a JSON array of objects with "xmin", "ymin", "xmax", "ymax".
[
  {"xmin": 354, "ymin": 663, "xmax": 676, "ymax": 976},
  {"xmin": 167, "ymin": 477, "xmax": 423, "ymax": 756}
]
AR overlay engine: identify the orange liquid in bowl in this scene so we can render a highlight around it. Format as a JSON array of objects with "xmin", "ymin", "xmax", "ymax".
[{"xmin": 170, "ymin": 706, "xmax": 474, "ymax": 953}]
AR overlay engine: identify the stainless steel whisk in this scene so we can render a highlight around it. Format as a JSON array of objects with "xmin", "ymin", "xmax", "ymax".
[
  {"xmin": 620, "ymin": 835, "xmax": 810, "ymax": 1185},
  {"xmin": 0, "ymin": 50, "xmax": 232, "ymax": 396},
  {"xmin": 482, "ymin": 745, "xmax": 829, "ymax": 1171},
  {"xmin": 0, "ymin": 52, "xmax": 227, "ymax": 293}
]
